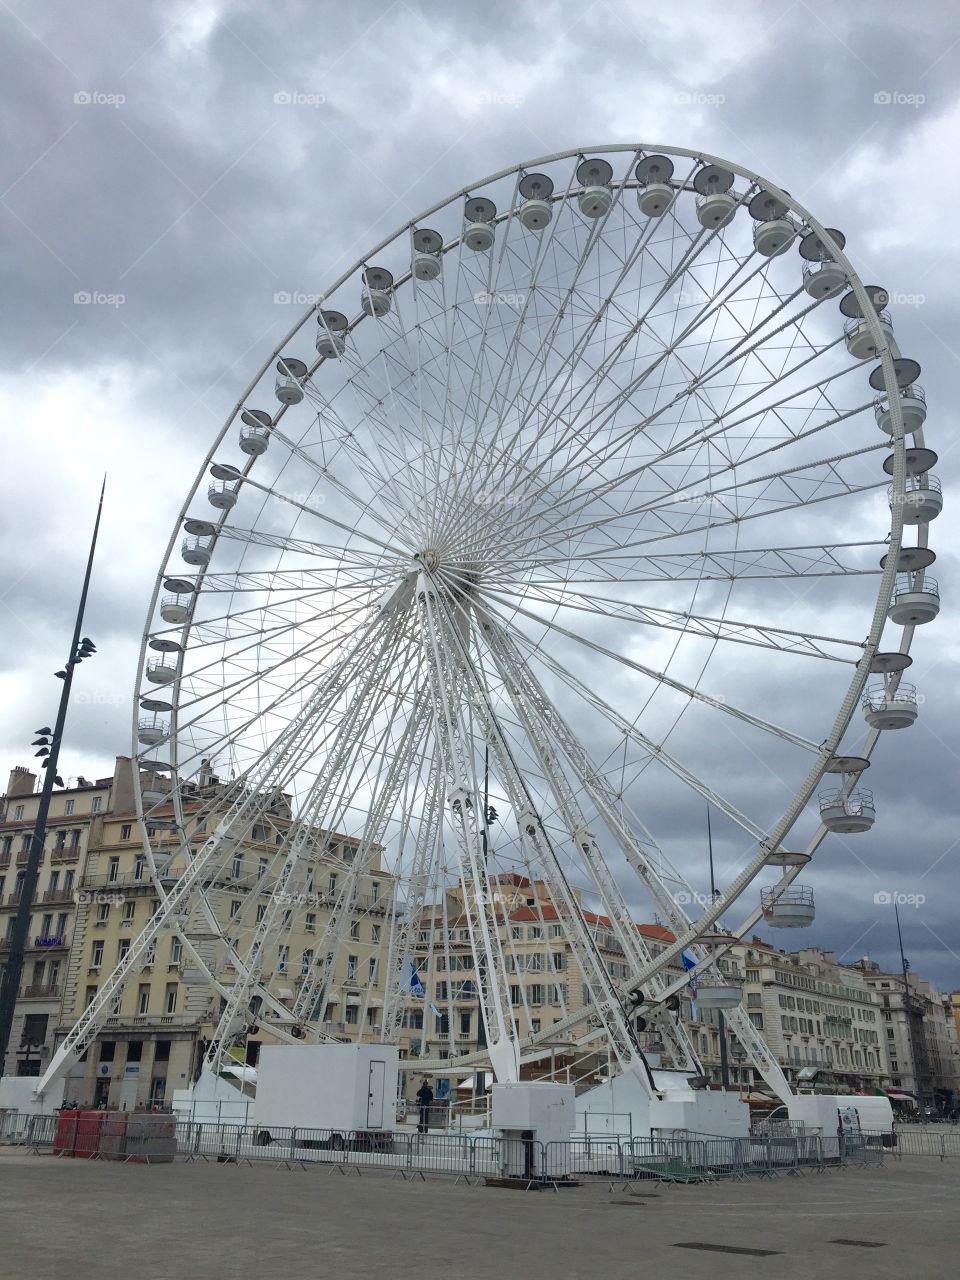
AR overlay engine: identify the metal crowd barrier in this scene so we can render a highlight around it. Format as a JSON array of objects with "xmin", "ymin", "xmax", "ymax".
[{"xmin": 0, "ymin": 1113, "xmax": 900, "ymax": 1179}]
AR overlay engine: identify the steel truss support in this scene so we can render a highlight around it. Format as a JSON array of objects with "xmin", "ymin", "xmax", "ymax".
[{"xmin": 36, "ymin": 613, "xmax": 390, "ymax": 1096}]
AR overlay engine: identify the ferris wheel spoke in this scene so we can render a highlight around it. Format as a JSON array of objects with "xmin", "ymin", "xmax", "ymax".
[
  {"xmin": 480, "ymin": 590, "xmax": 824, "ymax": 751},
  {"xmin": 300, "ymin": 361, "xmax": 428, "ymax": 521},
  {"xmin": 444, "ymin": 170, "xmax": 647, "ymax": 523},
  {"xmin": 480, "ymin": 619, "xmax": 663, "ymax": 977},
  {"xmin": 46, "ymin": 610, "xmax": 402, "ymax": 1086},
  {"xmin": 433, "ymin": 593, "xmax": 648, "ymax": 1079},
  {"xmin": 166, "ymin": 591, "xmax": 379, "ymax": 711},
  {"xmin": 263, "ymin": 423, "xmax": 424, "ymax": 546},
  {"xmin": 199, "ymin": 567, "xmax": 385, "ymax": 594},
  {"xmin": 497, "ymin": 355, "xmax": 870, "ymax": 560},
  {"xmin": 161, "ymin": 608, "xmax": 386, "ymax": 775},
  {"xmin": 171, "ymin": 589, "xmax": 371, "ymax": 651},
  {"xmin": 488, "ymin": 294, "xmax": 849, "ymax": 556},
  {"xmin": 211, "ymin": 625, "xmax": 421, "ymax": 1059},
  {"xmin": 494, "ymin": 458, "xmax": 887, "ymax": 577},
  {"xmin": 478, "ymin": 573, "xmax": 862, "ymax": 664},
  {"xmin": 478, "ymin": 198, "xmax": 796, "ymax": 511},
  {"xmin": 292, "ymin": 683, "xmax": 432, "ymax": 1026},
  {"xmin": 519, "ymin": 540, "xmax": 883, "ymax": 583}
]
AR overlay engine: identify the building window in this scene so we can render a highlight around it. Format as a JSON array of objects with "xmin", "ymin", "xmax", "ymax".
[
  {"xmin": 64, "ymin": 800, "xmax": 74, "ymax": 816},
  {"xmin": 14, "ymin": 804, "xmax": 24, "ymax": 820},
  {"xmin": 85, "ymin": 985, "xmax": 97, "ymax": 1008},
  {"xmin": 170, "ymin": 938, "xmax": 182, "ymax": 965},
  {"xmin": 230, "ymin": 900, "xmax": 241, "ymax": 918},
  {"xmin": 118, "ymin": 940, "xmax": 130, "ymax": 963},
  {"xmin": 91, "ymin": 940, "xmax": 104, "ymax": 968},
  {"xmin": 350, "ymin": 920, "xmax": 360, "ymax": 940},
  {"xmin": 1, "ymin": 835, "xmax": 12, "ymax": 854},
  {"xmin": 371, "ymin": 881, "xmax": 380, "ymax": 903},
  {"xmin": 120, "ymin": 824, "xmax": 131, "ymax": 841},
  {"xmin": 134, "ymin": 857, "xmax": 145, "ymax": 882},
  {"xmin": 22, "ymin": 1013, "xmax": 49, "ymax": 1047},
  {"xmin": 137, "ymin": 985, "xmax": 150, "ymax": 1015},
  {"xmin": 529, "ymin": 984, "xmax": 544, "ymax": 1005},
  {"xmin": 256, "ymin": 904, "xmax": 266, "ymax": 922},
  {"xmin": 123, "ymin": 901, "xmax": 135, "ymax": 922},
  {"xmin": 165, "ymin": 985, "xmax": 177, "ymax": 1014},
  {"xmin": 368, "ymin": 958, "xmax": 378, "ymax": 984},
  {"xmin": 328, "ymin": 873, "xmax": 338, "ymax": 895},
  {"xmin": 108, "ymin": 857, "xmax": 119, "ymax": 883},
  {"xmin": 305, "ymin": 912, "xmax": 315, "ymax": 931},
  {"xmin": 278, "ymin": 946, "xmax": 288, "ymax": 974},
  {"xmin": 347, "ymin": 955, "xmax": 358, "ymax": 981},
  {"xmin": 70, "ymin": 829, "xmax": 81, "ymax": 849},
  {"xmin": 97, "ymin": 902, "xmax": 110, "ymax": 923},
  {"xmin": 258, "ymin": 858, "xmax": 267, "ymax": 881},
  {"xmin": 345, "ymin": 1005, "xmax": 358, "ymax": 1025},
  {"xmin": 92, "ymin": 797, "xmax": 102, "ymax": 813},
  {"xmin": 232, "ymin": 855, "xmax": 242, "ymax": 880},
  {"xmin": 301, "ymin": 949, "xmax": 313, "ymax": 976}
]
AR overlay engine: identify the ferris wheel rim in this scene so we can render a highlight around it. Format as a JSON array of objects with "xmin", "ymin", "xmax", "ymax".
[{"xmin": 127, "ymin": 141, "xmax": 923, "ymax": 1069}]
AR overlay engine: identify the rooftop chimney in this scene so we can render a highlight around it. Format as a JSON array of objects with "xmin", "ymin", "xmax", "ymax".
[{"xmin": 6, "ymin": 767, "xmax": 37, "ymax": 798}]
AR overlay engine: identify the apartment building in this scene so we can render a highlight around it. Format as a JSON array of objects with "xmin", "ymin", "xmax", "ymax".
[
  {"xmin": 849, "ymin": 959, "xmax": 960, "ymax": 1109},
  {"xmin": 2, "ymin": 756, "xmax": 390, "ymax": 1107},
  {"xmin": 0, "ymin": 765, "xmax": 113, "ymax": 1078},
  {"xmin": 400, "ymin": 875, "xmax": 701, "ymax": 1090}
]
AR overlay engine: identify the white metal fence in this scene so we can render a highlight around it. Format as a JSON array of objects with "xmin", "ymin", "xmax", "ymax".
[
  {"xmin": 16, "ymin": 1112, "xmax": 960, "ymax": 1177},
  {"xmin": 1, "ymin": 1111, "xmax": 889, "ymax": 1181}
]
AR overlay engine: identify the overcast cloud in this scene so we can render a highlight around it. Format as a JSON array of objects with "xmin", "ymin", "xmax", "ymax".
[{"xmin": 2, "ymin": 0, "xmax": 959, "ymax": 989}]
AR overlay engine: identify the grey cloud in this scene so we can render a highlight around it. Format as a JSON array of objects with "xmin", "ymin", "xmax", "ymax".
[{"xmin": 3, "ymin": 0, "xmax": 959, "ymax": 995}]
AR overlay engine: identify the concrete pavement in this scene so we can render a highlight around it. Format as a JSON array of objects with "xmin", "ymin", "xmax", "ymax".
[{"xmin": 1, "ymin": 1149, "xmax": 958, "ymax": 1279}]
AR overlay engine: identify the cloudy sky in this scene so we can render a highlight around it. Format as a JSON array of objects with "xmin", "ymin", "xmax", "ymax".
[{"xmin": 2, "ymin": 0, "xmax": 959, "ymax": 990}]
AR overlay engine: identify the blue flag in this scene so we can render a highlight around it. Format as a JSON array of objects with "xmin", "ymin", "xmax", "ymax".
[{"xmin": 401, "ymin": 959, "xmax": 426, "ymax": 998}]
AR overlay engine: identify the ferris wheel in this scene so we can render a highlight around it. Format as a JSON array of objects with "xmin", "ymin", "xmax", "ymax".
[{"xmin": 40, "ymin": 145, "xmax": 937, "ymax": 1101}]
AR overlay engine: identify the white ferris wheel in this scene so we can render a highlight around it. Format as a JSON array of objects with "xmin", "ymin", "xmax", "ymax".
[{"xmin": 41, "ymin": 144, "xmax": 937, "ymax": 1102}]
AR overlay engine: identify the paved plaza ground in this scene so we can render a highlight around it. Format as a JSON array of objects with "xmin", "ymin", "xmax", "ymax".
[{"xmin": 1, "ymin": 1148, "xmax": 958, "ymax": 1279}]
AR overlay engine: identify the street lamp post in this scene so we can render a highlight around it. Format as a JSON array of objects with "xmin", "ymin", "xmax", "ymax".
[{"xmin": 0, "ymin": 481, "xmax": 104, "ymax": 1077}]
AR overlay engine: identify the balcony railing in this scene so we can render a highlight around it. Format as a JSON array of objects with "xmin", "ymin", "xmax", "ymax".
[
  {"xmin": 42, "ymin": 888, "xmax": 76, "ymax": 903},
  {"xmin": 21, "ymin": 984, "xmax": 61, "ymax": 999},
  {"xmin": 50, "ymin": 847, "xmax": 81, "ymax": 863},
  {"xmin": 80, "ymin": 871, "xmax": 151, "ymax": 891}
]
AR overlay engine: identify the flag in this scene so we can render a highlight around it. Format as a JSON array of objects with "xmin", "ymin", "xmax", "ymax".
[
  {"xmin": 681, "ymin": 950, "xmax": 698, "ymax": 1019},
  {"xmin": 400, "ymin": 958, "xmax": 426, "ymax": 999}
]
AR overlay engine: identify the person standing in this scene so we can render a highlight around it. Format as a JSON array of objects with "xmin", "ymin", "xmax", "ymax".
[{"xmin": 416, "ymin": 1078, "xmax": 434, "ymax": 1134}]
